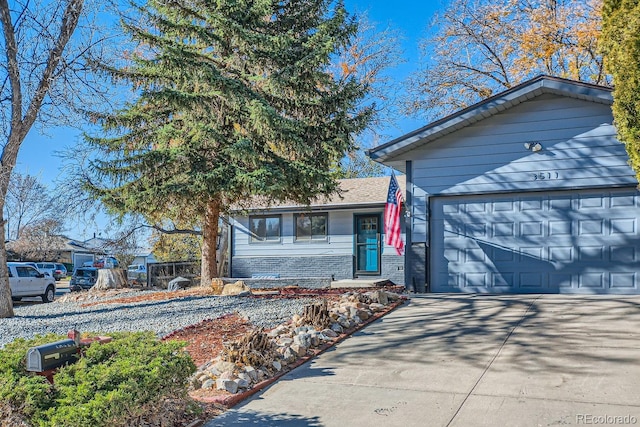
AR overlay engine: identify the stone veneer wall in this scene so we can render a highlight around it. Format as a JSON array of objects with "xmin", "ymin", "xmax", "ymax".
[
  {"xmin": 232, "ymin": 253, "xmax": 406, "ymax": 287},
  {"xmin": 380, "ymin": 253, "xmax": 405, "ymax": 286},
  {"xmin": 232, "ymin": 255, "xmax": 354, "ymax": 281}
]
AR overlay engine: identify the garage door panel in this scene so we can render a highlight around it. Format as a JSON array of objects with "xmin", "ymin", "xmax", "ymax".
[
  {"xmin": 578, "ymin": 246, "xmax": 605, "ymax": 261},
  {"xmin": 549, "ymin": 246, "xmax": 573, "ymax": 262},
  {"xmin": 492, "ymin": 272, "xmax": 514, "ymax": 287},
  {"xmin": 611, "ymin": 194, "xmax": 636, "ymax": 207},
  {"xmin": 520, "ymin": 221, "xmax": 542, "ymax": 236},
  {"xmin": 431, "ymin": 188, "xmax": 640, "ymax": 294},
  {"xmin": 610, "ymin": 246, "xmax": 635, "ymax": 262},
  {"xmin": 579, "ymin": 195, "xmax": 605, "ymax": 209},
  {"xmin": 579, "ymin": 273, "xmax": 604, "ymax": 288},
  {"xmin": 610, "ymin": 273, "xmax": 636, "ymax": 288},
  {"xmin": 549, "ymin": 220, "xmax": 571, "ymax": 235},
  {"xmin": 551, "ymin": 273, "xmax": 573, "ymax": 288},
  {"xmin": 611, "ymin": 218, "xmax": 635, "ymax": 234},
  {"xmin": 579, "ymin": 220, "xmax": 604, "ymax": 235}
]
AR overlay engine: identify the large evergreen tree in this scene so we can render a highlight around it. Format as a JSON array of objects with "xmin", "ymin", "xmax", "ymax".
[
  {"xmin": 86, "ymin": 0, "xmax": 371, "ymax": 285},
  {"xmin": 601, "ymin": 0, "xmax": 640, "ymax": 181}
]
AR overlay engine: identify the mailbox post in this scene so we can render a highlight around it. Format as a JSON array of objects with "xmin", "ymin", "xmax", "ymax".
[{"xmin": 25, "ymin": 330, "xmax": 112, "ymax": 383}]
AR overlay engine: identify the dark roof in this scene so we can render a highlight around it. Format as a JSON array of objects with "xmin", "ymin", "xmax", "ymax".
[{"xmin": 368, "ymin": 75, "xmax": 613, "ymax": 163}]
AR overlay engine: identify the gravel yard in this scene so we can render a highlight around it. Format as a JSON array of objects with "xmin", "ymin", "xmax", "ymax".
[{"xmin": 0, "ymin": 290, "xmax": 317, "ymax": 348}]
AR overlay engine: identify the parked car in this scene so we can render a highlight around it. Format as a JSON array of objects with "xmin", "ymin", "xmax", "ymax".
[
  {"xmin": 54, "ymin": 263, "xmax": 68, "ymax": 280},
  {"xmin": 8, "ymin": 262, "xmax": 57, "ymax": 303},
  {"xmin": 127, "ymin": 264, "xmax": 147, "ymax": 286},
  {"xmin": 93, "ymin": 257, "xmax": 119, "ymax": 269},
  {"xmin": 36, "ymin": 262, "xmax": 68, "ymax": 281},
  {"xmin": 21, "ymin": 262, "xmax": 53, "ymax": 279},
  {"xmin": 69, "ymin": 267, "xmax": 99, "ymax": 291}
]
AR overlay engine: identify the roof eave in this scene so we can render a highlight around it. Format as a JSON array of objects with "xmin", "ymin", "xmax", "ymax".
[{"xmin": 232, "ymin": 201, "xmax": 386, "ymax": 215}]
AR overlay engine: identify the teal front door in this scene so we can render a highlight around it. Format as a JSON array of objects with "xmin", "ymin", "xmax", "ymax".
[{"xmin": 355, "ymin": 214, "xmax": 381, "ymax": 275}]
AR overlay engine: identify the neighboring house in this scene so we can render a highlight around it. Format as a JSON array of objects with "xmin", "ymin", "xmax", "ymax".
[
  {"xmin": 5, "ymin": 237, "xmax": 103, "ymax": 270},
  {"xmin": 230, "ymin": 176, "xmax": 406, "ymax": 285},
  {"xmin": 131, "ymin": 249, "xmax": 157, "ymax": 268},
  {"xmin": 368, "ymin": 75, "xmax": 640, "ymax": 295},
  {"xmin": 67, "ymin": 239, "xmax": 104, "ymax": 268}
]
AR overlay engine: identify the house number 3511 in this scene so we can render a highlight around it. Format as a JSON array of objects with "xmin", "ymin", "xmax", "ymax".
[{"xmin": 533, "ymin": 172, "xmax": 559, "ymax": 180}]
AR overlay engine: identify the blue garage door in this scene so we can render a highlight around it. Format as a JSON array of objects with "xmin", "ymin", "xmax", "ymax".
[{"xmin": 431, "ymin": 188, "xmax": 640, "ymax": 294}]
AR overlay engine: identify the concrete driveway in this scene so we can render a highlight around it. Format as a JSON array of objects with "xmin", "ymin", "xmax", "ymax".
[{"xmin": 206, "ymin": 294, "xmax": 640, "ymax": 427}]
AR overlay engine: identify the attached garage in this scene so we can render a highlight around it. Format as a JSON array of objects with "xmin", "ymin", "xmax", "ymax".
[
  {"xmin": 368, "ymin": 75, "xmax": 640, "ymax": 294},
  {"xmin": 431, "ymin": 188, "xmax": 640, "ymax": 294}
]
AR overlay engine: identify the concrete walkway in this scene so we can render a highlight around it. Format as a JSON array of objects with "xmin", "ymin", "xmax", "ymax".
[{"xmin": 205, "ymin": 294, "xmax": 640, "ymax": 427}]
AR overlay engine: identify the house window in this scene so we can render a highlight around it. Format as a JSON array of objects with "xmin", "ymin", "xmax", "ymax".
[
  {"xmin": 295, "ymin": 213, "xmax": 328, "ymax": 242},
  {"xmin": 249, "ymin": 215, "xmax": 281, "ymax": 242}
]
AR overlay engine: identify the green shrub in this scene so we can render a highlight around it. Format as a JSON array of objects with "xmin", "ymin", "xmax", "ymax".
[{"xmin": 0, "ymin": 332, "xmax": 196, "ymax": 427}]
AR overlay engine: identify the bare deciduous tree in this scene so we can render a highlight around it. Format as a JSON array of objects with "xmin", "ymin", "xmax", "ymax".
[
  {"xmin": 9, "ymin": 218, "xmax": 66, "ymax": 261},
  {"xmin": 407, "ymin": 0, "xmax": 607, "ymax": 120},
  {"xmin": 0, "ymin": 0, "xmax": 112, "ymax": 318},
  {"xmin": 4, "ymin": 172, "xmax": 60, "ymax": 240}
]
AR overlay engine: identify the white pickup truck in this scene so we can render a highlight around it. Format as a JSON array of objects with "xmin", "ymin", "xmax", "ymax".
[{"xmin": 8, "ymin": 262, "xmax": 57, "ymax": 303}]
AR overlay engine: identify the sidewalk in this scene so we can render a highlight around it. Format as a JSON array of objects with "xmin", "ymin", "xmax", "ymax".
[{"xmin": 205, "ymin": 294, "xmax": 640, "ymax": 426}]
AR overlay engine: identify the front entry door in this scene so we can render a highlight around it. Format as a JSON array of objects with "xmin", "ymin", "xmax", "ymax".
[{"xmin": 355, "ymin": 214, "xmax": 381, "ymax": 275}]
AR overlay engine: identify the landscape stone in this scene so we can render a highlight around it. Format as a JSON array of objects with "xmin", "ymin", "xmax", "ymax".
[
  {"xmin": 221, "ymin": 280, "xmax": 252, "ymax": 296},
  {"xmin": 244, "ymin": 366, "xmax": 258, "ymax": 382},
  {"xmin": 331, "ymin": 323, "xmax": 344, "ymax": 334},
  {"xmin": 372, "ymin": 290, "xmax": 389, "ymax": 305},
  {"xmin": 283, "ymin": 347, "xmax": 298, "ymax": 362},
  {"xmin": 321, "ymin": 328, "xmax": 338, "ymax": 338},
  {"xmin": 214, "ymin": 360, "xmax": 236, "ymax": 374},
  {"xmin": 201, "ymin": 379, "xmax": 215, "ymax": 390},
  {"xmin": 356, "ymin": 309, "xmax": 370, "ymax": 321},
  {"xmin": 272, "ymin": 360, "xmax": 282, "ymax": 371},
  {"xmin": 216, "ymin": 378, "xmax": 239, "ymax": 394},
  {"xmin": 369, "ymin": 303, "xmax": 385, "ymax": 312},
  {"xmin": 290, "ymin": 343, "xmax": 307, "ymax": 357},
  {"xmin": 235, "ymin": 378, "xmax": 250, "ymax": 389},
  {"xmin": 294, "ymin": 333, "xmax": 312, "ymax": 348},
  {"xmin": 277, "ymin": 336, "xmax": 294, "ymax": 346},
  {"xmin": 237, "ymin": 372, "xmax": 252, "ymax": 384}
]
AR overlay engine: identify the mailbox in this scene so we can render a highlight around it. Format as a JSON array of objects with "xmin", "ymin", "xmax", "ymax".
[{"xmin": 26, "ymin": 339, "xmax": 78, "ymax": 372}]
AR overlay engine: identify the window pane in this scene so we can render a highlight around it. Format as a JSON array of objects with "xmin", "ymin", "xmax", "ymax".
[
  {"xmin": 296, "ymin": 215, "xmax": 311, "ymax": 240},
  {"xmin": 265, "ymin": 217, "xmax": 280, "ymax": 240},
  {"xmin": 311, "ymin": 215, "xmax": 327, "ymax": 239},
  {"xmin": 250, "ymin": 216, "xmax": 280, "ymax": 242}
]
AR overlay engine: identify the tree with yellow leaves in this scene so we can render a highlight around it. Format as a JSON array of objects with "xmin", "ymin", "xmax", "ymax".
[{"xmin": 407, "ymin": 0, "xmax": 608, "ymax": 119}]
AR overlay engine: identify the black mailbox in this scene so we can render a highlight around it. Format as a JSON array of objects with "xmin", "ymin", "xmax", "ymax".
[{"xmin": 26, "ymin": 339, "xmax": 78, "ymax": 372}]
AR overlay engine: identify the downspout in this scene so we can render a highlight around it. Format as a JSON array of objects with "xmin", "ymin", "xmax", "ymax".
[{"xmin": 404, "ymin": 160, "xmax": 413, "ymax": 292}]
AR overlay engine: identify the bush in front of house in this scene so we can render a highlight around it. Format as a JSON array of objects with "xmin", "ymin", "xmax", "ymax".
[{"xmin": 0, "ymin": 332, "xmax": 196, "ymax": 427}]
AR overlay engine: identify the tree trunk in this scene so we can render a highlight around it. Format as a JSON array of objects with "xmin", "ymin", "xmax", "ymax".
[
  {"xmin": 92, "ymin": 269, "xmax": 127, "ymax": 291},
  {"xmin": 0, "ymin": 237, "xmax": 14, "ymax": 318},
  {"xmin": 200, "ymin": 198, "xmax": 220, "ymax": 286},
  {"xmin": 0, "ymin": 134, "xmax": 22, "ymax": 318},
  {"xmin": 217, "ymin": 221, "xmax": 228, "ymax": 277}
]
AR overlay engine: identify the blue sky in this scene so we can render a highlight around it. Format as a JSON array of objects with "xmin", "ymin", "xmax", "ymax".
[{"xmin": 15, "ymin": 0, "xmax": 445, "ymax": 239}]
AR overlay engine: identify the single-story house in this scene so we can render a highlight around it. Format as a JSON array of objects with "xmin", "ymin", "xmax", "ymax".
[
  {"xmin": 230, "ymin": 176, "xmax": 406, "ymax": 285},
  {"xmin": 131, "ymin": 249, "xmax": 157, "ymax": 268},
  {"xmin": 368, "ymin": 75, "xmax": 640, "ymax": 294}
]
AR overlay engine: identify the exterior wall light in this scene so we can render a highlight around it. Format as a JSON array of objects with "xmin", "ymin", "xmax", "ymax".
[{"xmin": 524, "ymin": 141, "xmax": 543, "ymax": 152}]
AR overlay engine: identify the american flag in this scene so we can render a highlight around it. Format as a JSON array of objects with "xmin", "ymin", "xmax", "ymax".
[{"xmin": 384, "ymin": 173, "xmax": 404, "ymax": 255}]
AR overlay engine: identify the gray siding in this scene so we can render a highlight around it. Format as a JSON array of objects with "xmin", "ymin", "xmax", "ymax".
[
  {"xmin": 231, "ymin": 207, "xmax": 406, "ymax": 285},
  {"xmin": 409, "ymin": 94, "xmax": 636, "ymax": 244}
]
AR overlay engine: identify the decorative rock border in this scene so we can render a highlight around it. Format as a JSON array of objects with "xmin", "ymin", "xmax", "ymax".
[{"xmin": 188, "ymin": 290, "xmax": 407, "ymax": 408}]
